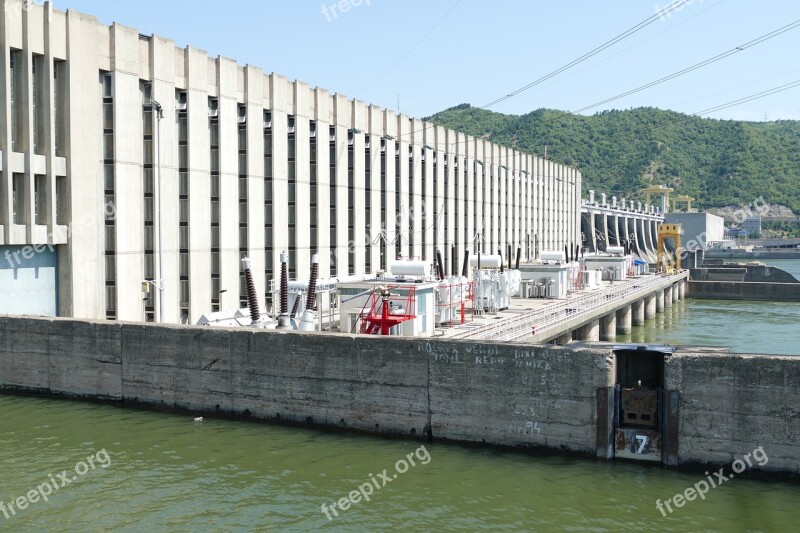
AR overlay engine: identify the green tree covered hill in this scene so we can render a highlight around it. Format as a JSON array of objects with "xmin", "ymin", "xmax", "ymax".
[{"xmin": 426, "ymin": 104, "xmax": 800, "ymax": 212}]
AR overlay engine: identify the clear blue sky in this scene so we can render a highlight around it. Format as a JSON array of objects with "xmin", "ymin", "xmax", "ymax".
[{"xmin": 55, "ymin": 0, "xmax": 800, "ymax": 121}]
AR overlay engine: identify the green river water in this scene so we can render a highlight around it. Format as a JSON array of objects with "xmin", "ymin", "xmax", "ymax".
[
  {"xmin": 2, "ymin": 261, "xmax": 799, "ymax": 531},
  {"xmin": 2, "ymin": 395, "xmax": 800, "ymax": 532}
]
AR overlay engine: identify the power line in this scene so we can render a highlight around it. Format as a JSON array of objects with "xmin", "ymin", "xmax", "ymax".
[
  {"xmin": 480, "ymin": 0, "xmax": 691, "ymax": 109},
  {"xmin": 359, "ymin": 0, "xmax": 463, "ymax": 92},
  {"xmin": 573, "ymin": 19, "xmax": 800, "ymax": 114},
  {"xmin": 510, "ymin": 0, "xmax": 728, "ymax": 98},
  {"xmin": 693, "ymin": 78, "xmax": 800, "ymax": 117}
]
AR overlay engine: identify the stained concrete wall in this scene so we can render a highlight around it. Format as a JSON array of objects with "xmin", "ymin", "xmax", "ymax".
[
  {"xmin": 688, "ymin": 281, "xmax": 800, "ymax": 301},
  {"xmin": 666, "ymin": 353, "xmax": 800, "ymax": 474},
  {"xmin": 0, "ymin": 315, "xmax": 612, "ymax": 455},
  {"xmin": 4, "ymin": 315, "xmax": 800, "ymax": 475}
]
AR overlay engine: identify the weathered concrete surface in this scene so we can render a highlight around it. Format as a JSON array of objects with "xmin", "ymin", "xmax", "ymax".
[
  {"xmin": 424, "ymin": 340, "xmax": 613, "ymax": 452},
  {"xmin": 688, "ymin": 281, "xmax": 800, "ymax": 301},
  {"xmin": 5, "ymin": 315, "xmax": 800, "ymax": 475},
  {"xmin": 0, "ymin": 316, "xmax": 612, "ymax": 456},
  {"xmin": 666, "ymin": 353, "xmax": 800, "ymax": 474}
]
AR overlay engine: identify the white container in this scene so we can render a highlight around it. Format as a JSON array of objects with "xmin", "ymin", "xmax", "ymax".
[
  {"xmin": 390, "ymin": 260, "xmax": 429, "ymax": 277},
  {"xmin": 540, "ymin": 250, "xmax": 567, "ymax": 263},
  {"xmin": 469, "ymin": 255, "xmax": 503, "ymax": 268},
  {"xmin": 606, "ymin": 246, "xmax": 625, "ymax": 256}
]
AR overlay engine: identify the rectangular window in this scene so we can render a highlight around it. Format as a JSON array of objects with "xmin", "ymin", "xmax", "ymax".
[
  {"xmin": 105, "ymin": 287, "xmax": 117, "ymax": 314},
  {"xmin": 105, "ymin": 225, "xmax": 116, "ymax": 252},
  {"xmin": 10, "ymin": 50, "xmax": 23, "ymax": 152},
  {"xmin": 34, "ymin": 174, "xmax": 46, "ymax": 225},
  {"xmin": 287, "ymin": 115, "xmax": 296, "ymax": 279},
  {"xmin": 54, "ymin": 60, "xmax": 67, "ymax": 157},
  {"xmin": 12, "ymin": 174, "xmax": 24, "ymax": 224},
  {"xmin": 32, "ymin": 55, "xmax": 45, "ymax": 155},
  {"xmin": 101, "ymin": 70, "xmax": 116, "ymax": 320},
  {"xmin": 210, "ymin": 99, "xmax": 221, "ymax": 309},
  {"xmin": 56, "ymin": 175, "xmax": 68, "ymax": 225}
]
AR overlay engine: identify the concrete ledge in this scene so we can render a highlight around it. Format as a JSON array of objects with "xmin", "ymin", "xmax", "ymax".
[{"xmin": 688, "ymin": 281, "xmax": 800, "ymax": 301}]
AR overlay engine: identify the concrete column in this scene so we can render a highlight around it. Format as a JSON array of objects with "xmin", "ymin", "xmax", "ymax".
[
  {"xmin": 617, "ymin": 305, "xmax": 632, "ymax": 335},
  {"xmin": 672, "ymin": 282, "xmax": 679, "ymax": 303},
  {"xmin": 600, "ymin": 313, "xmax": 616, "ymax": 342},
  {"xmin": 580, "ymin": 319, "xmax": 600, "ymax": 342},
  {"xmin": 645, "ymin": 294, "xmax": 657, "ymax": 319},
  {"xmin": 556, "ymin": 331, "xmax": 572, "ymax": 345},
  {"xmin": 632, "ymin": 299, "xmax": 645, "ymax": 326},
  {"xmin": 679, "ymin": 280, "xmax": 686, "ymax": 300},
  {"xmin": 656, "ymin": 289, "xmax": 665, "ymax": 313},
  {"xmin": 664, "ymin": 285, "xmax": 673, "ymax": 308}
]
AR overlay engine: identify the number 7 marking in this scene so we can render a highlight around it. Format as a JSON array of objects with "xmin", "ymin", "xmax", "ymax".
[{"xmin": 635, "ymin": 435, "xmax": 649, "ymax": 454}]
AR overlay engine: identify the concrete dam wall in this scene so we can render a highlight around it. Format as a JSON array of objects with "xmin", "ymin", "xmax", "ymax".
[
  {"xmin": 1, "ymin": 315, "xmax": 799, "ymax": 475},
  {"xmin": 0, "ymin": 316, "xmax": 611, "ymax": 454},
  {"xmin": 666, "ymin": 353, "xmax": 800, "ymax": 474}
]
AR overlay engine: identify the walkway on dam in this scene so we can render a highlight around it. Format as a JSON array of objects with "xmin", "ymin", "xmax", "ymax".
[{"xmin": 444, "ymin": 271, "xmax": 689, "ymax": 343}]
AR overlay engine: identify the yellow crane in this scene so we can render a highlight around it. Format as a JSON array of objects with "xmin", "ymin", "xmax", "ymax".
[{"xmin": 656, "ymin": 223, "xmax": 683, "ymax": 274}]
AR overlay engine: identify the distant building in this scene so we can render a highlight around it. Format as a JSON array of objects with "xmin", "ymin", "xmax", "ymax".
[
  {"xmin": 664, "ymin": 212, "xmax": 724, "ymax": 249},
  {"xmin": 742, "ymin": 217, "xmax": 762, "ymax": 237}
]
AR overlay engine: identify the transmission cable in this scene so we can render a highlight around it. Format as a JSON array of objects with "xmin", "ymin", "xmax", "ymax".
[
  {"xmin": 480, "ymin": 0, "xmax": 691, "ymax": 109},
  {"xmin": 573, "ymin": 18, "xmax": 800, "ymax": 113}
]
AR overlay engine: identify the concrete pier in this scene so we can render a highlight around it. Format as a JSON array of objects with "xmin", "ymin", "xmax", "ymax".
[
  {"xmin": 644, "ymin": 294, "xmax": 657, "ymax": 319},
  {"xmin": 600, "ymin": 314, "xmax": 617, "ymax": 342},
  {"xmin": 672, "ymin": 283, "xmax": 679, "ymax": 303},
  {"xmin": 556, "ymin": 332, "xmax": 572, "ymax": 345},
  {"xmin": 632, "ymin": 299, "xmax": 645, "ymax": 326},
  {"xmin": 679, "ymin": 280, "xmax": 686, "ymax": 300},
  {"xmin": 616, "ymin": 305, "xmax": 632, "ymax": 335},
  {"xmin": 580, "ymin": 320, "xmax": 600, "ymax": 342},
  {"xmin": 664, "ymin": 285, "xmax": 673, "ymax": 308},
  {"xmin": 656, "ymin": 290, "xmax": 665, "ymax": 313}
]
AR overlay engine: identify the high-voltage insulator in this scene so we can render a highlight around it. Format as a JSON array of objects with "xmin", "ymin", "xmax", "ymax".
[
  {"xmin": 276, "ymin": 251, "xmax": 291, "ymax": 329},
  {"xmin": 298, "ymin": 254, "xmax": 321, "ymax": 332},
  {"xmin": 241, "ymin": 257, "xmax": 261, "ymax": 324},
  {"xmin": 436, "ymin": 250, "xmax": 445, "ymax": 281},
  {"xmin": 305, "ymin": 254, "xmax": 320, "ymax": 311}
]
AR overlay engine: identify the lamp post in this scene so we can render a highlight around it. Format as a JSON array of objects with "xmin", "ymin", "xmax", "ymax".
[{"xmin": 151, "ymin": 100, "xmax": 165, "ymax": 323}]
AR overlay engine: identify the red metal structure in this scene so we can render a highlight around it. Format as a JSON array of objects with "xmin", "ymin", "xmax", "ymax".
[{"xmin": 353, "ymin": 286, "xmax": 418, "ymax": 335}]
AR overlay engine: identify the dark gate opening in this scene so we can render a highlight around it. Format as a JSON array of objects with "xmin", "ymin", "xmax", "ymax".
[{"xmin": 612, "ymin": 344, "xmax": 674, "ymax": 462}]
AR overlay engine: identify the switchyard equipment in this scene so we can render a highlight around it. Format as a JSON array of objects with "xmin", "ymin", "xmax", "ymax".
[
  {"xmin": 469, "ymin": 254, "xmax": 521, "ymax": 312},
  {"xmin": 337, "ymin": 260, "xmax": 438, "ymax": 336},
  {"xmin": 583, "ymin": 247, "xmax": 633, "ymax": 282},
  {"xmin": 352, "ymin": 285, "xmax": 418, "ymax": 335},
  {"xmin": 518, "ymin": 251, "xmax": 571, "ymax": 299},
  {"xmin": 434, "ymin": 249, "xmax": 475, "ymax": 327}
]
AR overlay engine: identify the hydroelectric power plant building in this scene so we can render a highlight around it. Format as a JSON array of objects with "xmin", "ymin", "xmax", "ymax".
[{"xmin": 0, "ymin": 0, "xmax": 582, "ymax": 324}]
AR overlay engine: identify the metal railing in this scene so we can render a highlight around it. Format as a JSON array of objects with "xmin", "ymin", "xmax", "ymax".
[{"xmin": 450, "ymin": 272, "xmax": 688, "ymax": 342}]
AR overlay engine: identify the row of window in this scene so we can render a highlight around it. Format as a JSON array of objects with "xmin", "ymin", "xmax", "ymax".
[
  {"xmin": 97, "ymin": 72, "xmax": 573, "ymax": 321},
  {"xmin": 7, "ymin": 50, "xmax": 67, "ymax": 156}
]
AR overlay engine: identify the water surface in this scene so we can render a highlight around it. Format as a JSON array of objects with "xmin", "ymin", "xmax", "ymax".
[{"xmin": 1, "ymin": 395, "xmax": 799, "ymax": 531}]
